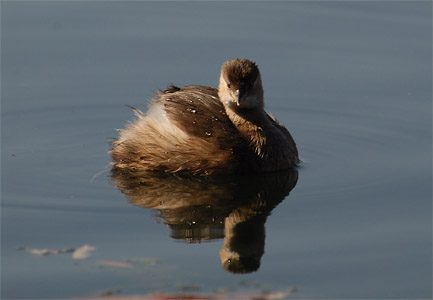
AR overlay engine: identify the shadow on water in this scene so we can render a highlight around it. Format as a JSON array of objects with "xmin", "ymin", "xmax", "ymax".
[{"xmin": 111, "ymin": 168, "xmax": 298, "ymax": 274}]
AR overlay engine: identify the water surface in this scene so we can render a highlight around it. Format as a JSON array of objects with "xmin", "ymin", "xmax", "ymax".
[{"xmin": 2, "ymin": 2, "xmax": 431, "ymax": 299}]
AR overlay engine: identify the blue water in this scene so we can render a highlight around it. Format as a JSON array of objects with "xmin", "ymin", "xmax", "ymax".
[{"xmin": 2, "ymin": 2, "xmax": 431, "ymax": 299}]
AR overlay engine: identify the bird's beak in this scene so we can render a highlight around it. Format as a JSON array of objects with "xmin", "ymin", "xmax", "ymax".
[
  {"xmin": 234, "ymin": 90, "xmax": 241, "ymax": 106},
  {"xmin": 236, "ymin": 89, "xmax": 248, "ymax": 106}
]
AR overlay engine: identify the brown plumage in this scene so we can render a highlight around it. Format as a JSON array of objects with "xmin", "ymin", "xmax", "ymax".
[{"xmin": 110, "ymin": 58, "xmax": 299, "ymax": 175}]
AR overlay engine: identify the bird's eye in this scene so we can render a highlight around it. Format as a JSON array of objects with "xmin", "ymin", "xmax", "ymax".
[{"xmin": 227, "ymin": 82, "xmax": 231, "ymax": 88}]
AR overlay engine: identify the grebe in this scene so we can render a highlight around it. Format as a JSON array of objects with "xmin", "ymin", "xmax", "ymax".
[{"xmin": 111, "ymin": 58, "xmax": 299, "ymax": 175}]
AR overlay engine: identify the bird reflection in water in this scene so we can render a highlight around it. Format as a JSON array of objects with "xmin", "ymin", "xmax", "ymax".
[{"xmin": 111, "ymin": 168, "xmax": 298, "ymax": 274}]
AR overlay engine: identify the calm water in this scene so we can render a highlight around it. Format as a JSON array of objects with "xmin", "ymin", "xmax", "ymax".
[{"xmin": 2, "ymin": 2, "xmax": 432, "ymax": 299}]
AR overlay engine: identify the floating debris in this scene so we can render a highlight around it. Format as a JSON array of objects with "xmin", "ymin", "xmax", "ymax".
[
  {"xmin": 96, "ymin": 260, "xmax": 133, "ymax": 268},
  {"xmin": 72, "ymin": 244, "xmax": 96, "ymax": 260},
  {"xmin": 76, "ymin": 288, "xmax": 301, "ymax": 300},
  {"xmin": 18, "ymin": 246, "xmax": 75, "ymax": 256},
  {"xmin": 19, "ymin": 244, "xmax": 96, "ymax": 260}
]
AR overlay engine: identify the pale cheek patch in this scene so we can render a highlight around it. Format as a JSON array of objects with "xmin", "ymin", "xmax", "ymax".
[{"xmin": 220, "ymin": 94, "xmax": 235, "ymax": 106}]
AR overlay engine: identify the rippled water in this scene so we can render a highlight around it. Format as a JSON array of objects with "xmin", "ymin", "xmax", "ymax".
[{"xmin": 2, "ymin": 2, "xmax": 431, "ymax": 299}]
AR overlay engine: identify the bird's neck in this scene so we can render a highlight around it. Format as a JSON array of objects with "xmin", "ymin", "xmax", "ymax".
[
  {"xmin": 225, "ymin": 107, "xmax": 275, "ymax": 158},
  {"xmin": 225, "ymin": 106, "xmax": 295, "ymax": 172}
]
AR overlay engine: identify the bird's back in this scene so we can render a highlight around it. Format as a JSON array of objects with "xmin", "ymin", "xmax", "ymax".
[
  {"xmin": 111, "ymin": 85, "xmax": 249, "ymax": 175},
  {"xmin": 159, "ymin": 85, "xmax": 243, "ymax": 147}
]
